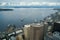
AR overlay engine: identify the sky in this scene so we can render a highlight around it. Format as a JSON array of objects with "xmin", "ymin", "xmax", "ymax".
[
  {"xmin": 0, "ymin": 0, "xmax": 60, "ymax": 7},
  {"xmin": 0, "ymin": 0, "xmax": 60, "ymax": 2}
]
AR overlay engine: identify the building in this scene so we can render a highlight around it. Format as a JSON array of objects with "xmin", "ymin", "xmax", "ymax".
[{"xmin": 24, "ymin": 23, "xmax": 44, "ymax": 40}]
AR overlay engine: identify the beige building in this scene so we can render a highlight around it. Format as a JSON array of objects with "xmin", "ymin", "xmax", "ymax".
[
  {"xmin": 16, "ymin": 34, "xmax": 23, "ymax": 40},
  {"xmin": 24, "ymin": 23, "xmax": 44, "ymax": 40}
]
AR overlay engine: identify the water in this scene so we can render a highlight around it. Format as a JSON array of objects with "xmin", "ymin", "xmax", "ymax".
[{"xmin": 0, "ymin": 8, "xmax": 57, "ymax": 32}]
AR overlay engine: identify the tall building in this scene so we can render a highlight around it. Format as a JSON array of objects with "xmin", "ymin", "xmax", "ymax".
[{"xmin": 24, "ymin": 23, "xmax": 44, "ymax": 40}]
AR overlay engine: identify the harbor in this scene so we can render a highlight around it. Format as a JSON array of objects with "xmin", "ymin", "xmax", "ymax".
[
  {"xmin": 0, "ymin": 1, "xmax": 60, "ymax": 40},
  {"xmin": 0, "ymin": 8, "xmax": 60, "ymax": 40}
]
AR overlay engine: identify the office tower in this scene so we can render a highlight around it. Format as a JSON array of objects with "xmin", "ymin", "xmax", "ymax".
[{"xmin": 24, "ymin": 23, "xmax": 44, "ymax": 40}]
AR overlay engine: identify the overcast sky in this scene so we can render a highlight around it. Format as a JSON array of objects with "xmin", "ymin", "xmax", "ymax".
[{"xmin": 0, "ymin": 0, "xmax": 60, "ymax": 2}]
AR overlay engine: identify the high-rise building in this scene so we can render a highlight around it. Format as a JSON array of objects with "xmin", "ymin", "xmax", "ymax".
[{"xmin": 24, "ymin": 23, "xmax": 44, "ymax": 40}]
